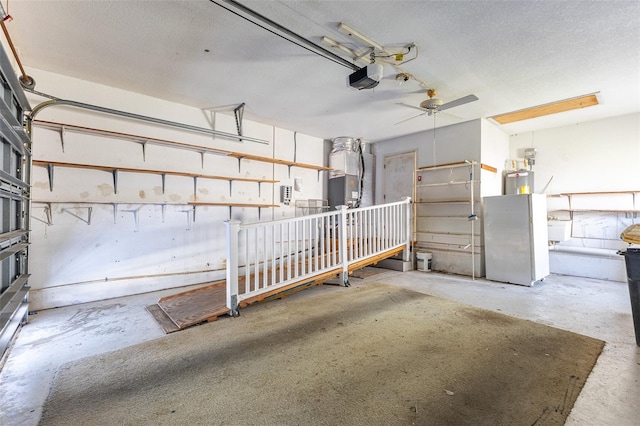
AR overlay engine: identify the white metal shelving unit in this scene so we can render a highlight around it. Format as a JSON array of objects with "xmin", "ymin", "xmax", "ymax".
[{"xmin": 414, "ymin": 161, "xmax": 497, "ymax": 277}]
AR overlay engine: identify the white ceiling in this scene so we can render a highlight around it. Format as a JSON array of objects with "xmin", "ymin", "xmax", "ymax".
[{"xmin": 6, "ymin": 0, "xmax": 640, "ymax": 142}]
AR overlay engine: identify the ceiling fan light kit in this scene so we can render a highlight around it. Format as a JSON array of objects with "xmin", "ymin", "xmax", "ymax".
[
  {"xmin": 420, "ymin": 97, "xmax": 444, "ymax": 110},
  {"xmin": 397, "ymin": 89, "xmax": 479, "ymax": 123}
]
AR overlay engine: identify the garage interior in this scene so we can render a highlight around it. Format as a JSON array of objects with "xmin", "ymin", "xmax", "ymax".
[{"xmin": 0, "ymin": 1, "xmax": 639, "ymax": 425}]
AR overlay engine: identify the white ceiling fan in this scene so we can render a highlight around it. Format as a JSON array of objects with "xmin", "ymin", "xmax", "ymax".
[{"xmin": 395, "ymin": 89, "xmax": 478, "ymax": 124}]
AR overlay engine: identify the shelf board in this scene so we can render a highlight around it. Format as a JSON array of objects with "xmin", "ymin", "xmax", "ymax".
[
  {"xmin": 416, "ymin": 199, "xmax": 474, "ymax": 203},
  {"xmin": 189, "ymin": 202, "xmax": 279, "ymax": 208},
  {"xmin": 549, "ymin": 191, "xmax": 639, "ymax": 197},
  {"xmin": 33, "ymin": 120, "xmax": 332, "ymax": 172},
  {"xmin": 417, "ymin": 216, "xmax": 481, "ymax": 220},
  {"xmin": 32, "ymin": 160, "xmax": 279, "ymax": 184},
  {"xmin": 551, "ymin": 208, "xmax": 640, "ymax": 213},
  {"xmin": 416, "ymin": 161, "xmax": 497, "ymax": 173},
  {"xmin": 415, "ymin": 200, "xmax": 479, "ymax": 204},
  {"xmin": 416, "ymin": 231, "xmax": 481, "ymax": 237},
  {"xmin": 416, "ymin": 180, "xmax": 480, "ymax": 187},
  {"xmin": 32, "ymin": 200, "xmax": 279, "ymax": 209}
]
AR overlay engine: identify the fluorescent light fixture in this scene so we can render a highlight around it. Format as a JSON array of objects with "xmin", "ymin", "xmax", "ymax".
[
  {"xmin": 321, "ymin": 36, "xmax": 370, "ymax": 66},
  {"xmin": 338, "ymin": 22, "xmax": 386, "ymax": 52},
  {"xmin": 490, "ymin": 93, "xmax": 600, "ymax": 124},
  {"xmin": 321, "ymin": 36, "xmax": 358, "ymax": 57}
]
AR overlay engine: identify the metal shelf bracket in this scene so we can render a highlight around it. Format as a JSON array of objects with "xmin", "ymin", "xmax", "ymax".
[
  {"xmin": 62, "ymin": 207, "xmax": 93, "ymax": 225},
  {"xmin": 112, "ymin": 169, "xmax": 118, "ymax": 194},
  {"xmin": 31, "ymin": 203, "xmax": 53, "ymax": 226},
  {"xmin": 121, "ymin": 207, "xmax": 141, "ymax": 231},
  {"xmin": 47, "ymin": 163, "xmax": 54, "ymax": 192},
  {"xmin": 234, "ymin": 103, "xmax": 245, "ymax": 141}
]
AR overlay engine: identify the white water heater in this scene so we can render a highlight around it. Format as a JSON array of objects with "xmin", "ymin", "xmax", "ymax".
[{"xmin": 504, "ymin": 170, "xmax": 534, "ymax": 195}]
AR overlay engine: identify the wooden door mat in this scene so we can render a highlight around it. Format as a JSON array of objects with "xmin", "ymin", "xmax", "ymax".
[
  {"xmin": 145, "ymin": 304, "xmax": 180, "ymax": 334},
  {"xmin": 148, "ymin": 275, "xmax": 335, "ymax": 333},
  {"xmin": 154, "ymin": 281, "xmax": 229, "ymax": 332}
]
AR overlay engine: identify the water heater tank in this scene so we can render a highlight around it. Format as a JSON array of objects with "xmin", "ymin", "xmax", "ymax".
[{"xmin": 504, "ymin": 170, "xmax": 534, "ymax": 195}]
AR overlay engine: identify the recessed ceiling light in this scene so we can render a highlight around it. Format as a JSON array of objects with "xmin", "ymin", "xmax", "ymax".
[{"xmin": 490, "ymin": 93, "xmax": 600, "ymax": 124}]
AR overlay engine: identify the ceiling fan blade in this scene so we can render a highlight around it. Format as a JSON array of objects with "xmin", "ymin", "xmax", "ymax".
[
  {"xmin": 395, "ymin": 102, "xmax": 426, "ymax": 112},
  {"xmin": 439, "ymin": 94, "xmax": 479, "ymax": 111},
  {"xmin": 395, "ymin": 112, "xmax": 427, "ymax": 125}
]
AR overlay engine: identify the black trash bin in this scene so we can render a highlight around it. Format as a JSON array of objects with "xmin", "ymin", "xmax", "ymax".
[{"xmin": 622, "ymin": 248, "xmax": 640, "ymax": 347}]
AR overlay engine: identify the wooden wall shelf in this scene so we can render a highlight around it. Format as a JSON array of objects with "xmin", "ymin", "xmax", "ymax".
[
  {"xmin": 31, "ymin": 200, "xmax": 279, "ymax": 226},
  {"xmin": 416, "ymin": 161, "xmax": 497, "ymax": 173},
  {"xmin": 33, "ymin": 159, "xmax": 278, "ymax": 197},
  {"xmin": 32, "ymin": 120, "xmax": 332, "ymax": 178}
]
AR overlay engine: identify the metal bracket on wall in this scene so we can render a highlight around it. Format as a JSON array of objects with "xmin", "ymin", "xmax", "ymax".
[
  {"xmin": 161, "ymin": 174, "xmax": 166, "ymax": 194},
  {"xmin": 234, "ymin": 103, "xmax": 245, "ymax": 141},
  {"xmin": 59, "ymin": 125, "xmax": 66, "ymax": 152},
  {"xmin": 229, "ymin": 180, "xmax": 233, "ymax": 197},
  {"xmin": 31, "ymin": 204, "xmax": 53, "ymax": 226},
  {"xmin": 141, "ymin": 141, "xmax": 147, "ymax": 162},
  {"xmin": 61, "ymin": 207, "xmax": 92, "ymax": 225},
  {"xmin": 179, "ymin": 207, "xmax": 194, "ymax": 230},
  {"xmin": 293, "ymin": 131, "xmax": 297, "ymax": 162},
  {"xmin": 121, "ymin": 207, "xmax": 141, "ymax": 231},
  {"xmin": 237, "ymin": 156, "xmax": 244, "ymax": 173},
  {"xmin": 193, "ymin": 176, "xmax": 198, "ymax": 198},
  {"xmin": 112, "ymin": 169, "xmax": 119, "ymax": 194},
  {"xmin": 288, "ymin": 165, "xmax": 293, "ymax": 179},
  {"xmin": 111, "ymin": 203, "xmax": 117, "ymax": 224},
  {"xmin": 47, "ymin": 163, "xmax": 54, "ymax": 191}
]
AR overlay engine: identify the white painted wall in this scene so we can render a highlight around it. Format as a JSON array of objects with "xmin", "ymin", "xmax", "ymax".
[
  {"xmin": 480, "ymin": 120, "xmax": 510, "ymax": 197},
  {"xmin": 510, "ymin": 113, "xmax": 640, "ymax": 194},
  {"xmin": 26, "ymin": 68, "xmax": 326, "ymax": 309},
  {"xmin": 510, "ymin": 113, "xmax": 640, "ymax": 282},
  {"xmin": 372, "ymin": 119, "xmax": 500, "ymax": 277},
  {"xmin": 372, "ymin": 119, "xmax": 482, "ymax": 204}
]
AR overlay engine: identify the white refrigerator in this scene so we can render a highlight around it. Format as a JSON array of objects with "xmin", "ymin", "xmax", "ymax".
[{"xmin": 483, "ymin": 194, "xmax": 549, "ymax": 286}]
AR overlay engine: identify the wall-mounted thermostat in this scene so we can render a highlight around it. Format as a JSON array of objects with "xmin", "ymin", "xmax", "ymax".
[{"xmin": 280, "ymin": 185, "xmax": 292, "ymax": 205}]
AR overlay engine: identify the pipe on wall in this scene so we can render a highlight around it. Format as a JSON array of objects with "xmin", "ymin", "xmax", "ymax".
[{"xmin": 549, "ymin": 244, "xmax": 622, "ymax": 259}]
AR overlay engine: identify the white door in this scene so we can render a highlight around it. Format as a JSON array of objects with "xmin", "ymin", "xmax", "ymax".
[{"xmin": 382, "ymin": 151, "xmax": 416, "ymax": 203}]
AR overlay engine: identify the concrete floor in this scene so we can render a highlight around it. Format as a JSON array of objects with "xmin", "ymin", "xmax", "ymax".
[{"xmin": 1, "ymin": 270, "xmax": 639, "ymax": 425}]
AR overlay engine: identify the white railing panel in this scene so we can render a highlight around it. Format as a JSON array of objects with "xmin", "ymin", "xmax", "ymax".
[{"xmin": 225, "ymin": 198, "xmax": 412, "ymax": 312}]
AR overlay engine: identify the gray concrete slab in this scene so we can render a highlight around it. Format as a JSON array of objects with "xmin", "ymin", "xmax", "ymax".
[{"xmin": 0, "ymin": 271, "xmax": 638, "ymax": 425}]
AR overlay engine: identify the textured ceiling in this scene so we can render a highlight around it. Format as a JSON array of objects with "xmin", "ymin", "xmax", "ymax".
[{"xmin": 5, "ymin": 0, "xmax": 640, "ymax": 142}]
